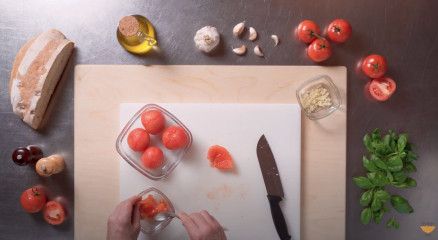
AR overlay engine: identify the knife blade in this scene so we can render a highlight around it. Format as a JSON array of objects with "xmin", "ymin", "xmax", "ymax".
[{"xmin": 257, "ymin": 134, "xmax": 291, "ymax": 240}]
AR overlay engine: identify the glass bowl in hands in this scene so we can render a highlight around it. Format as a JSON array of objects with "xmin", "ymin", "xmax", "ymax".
[
  {"xmin": 116, "ymin": 104, "xmax": 192, "ymax": 180},
  {"xmin": 137, "ymin": 187, "xmax": 175, "ymax": 235},
  {"xmin": 296, "ymin": 74, "xmax": 342, "ymax": 120}
]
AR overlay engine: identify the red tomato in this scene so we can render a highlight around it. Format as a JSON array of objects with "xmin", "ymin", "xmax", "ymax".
[
  {"xmin": 127, "ymin": 128, "xmax": 150, "ymax": 152},
  {"xmin": 141, "ymin": 110, "xmax": 166, "ymax": 135},
  {"xmin": 327, "ymin": 19, "xmax": 352, "ymax": 43},
  {"xmin": 362, "ymin": 54, "xmax": 387, "ymax": 78},
  {"xmin": 20, "ymin": 188, "xmax": 47, "ymax": 213},
  {"xmin": 43, "ymin": 201, "xmax": 65, "ymax": 225},
  {"xmin": 308, "ymin": 39, "xmax": 332, "ymax": 62},
  {"xmin": 162, "ymin": 126, "xmax": 189, "ymax": 150},
  {"xmin": 369, "ymin": 77, "xmax": 396, "ymax": 101},
  {"xmin": 207, "ymin": 145, "xmax": 233, "ymax": 169},
  {"xmin": 141, "ymin": 146, "xmax": 164, "ymax": 169},
  {"xmin": 297, "ymin": 20, "xmax": 320, "ymax": 43}
]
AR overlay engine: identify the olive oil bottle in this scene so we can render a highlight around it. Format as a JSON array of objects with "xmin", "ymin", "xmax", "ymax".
[{"xmin": 117, "ymin": 15, "xmax": 157, "ymax": 54}]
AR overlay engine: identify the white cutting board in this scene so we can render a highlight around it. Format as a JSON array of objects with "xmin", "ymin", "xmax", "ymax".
[{"xmin": 119, "ymin": 103, "xmax": 301, "ymax": 240}]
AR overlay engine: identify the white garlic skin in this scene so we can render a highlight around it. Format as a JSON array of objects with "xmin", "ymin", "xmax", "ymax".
[
  {"xmin": 194, "ymin": 26, "xmax": 220, "ymax": 53},
  {"xmin": 254, "ymin": 45, "xmax": 264, "ymax": 57},
  {"xmin": 271, "ymin": 35, "xmax": 279, "ymax": 46},
  {"xmin": 232, "ymin": 45, "xmax": 246, "ymax": 55},
  {"xmin": 233, "ymin": 21, "xmax": 245, "ymax": 37},
  {"xmin": 249, "ymin": 27, "xmax": 257, "ymax": 41}
]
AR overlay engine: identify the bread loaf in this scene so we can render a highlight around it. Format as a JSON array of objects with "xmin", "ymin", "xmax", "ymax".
[{"xmin": 9, "ymin": 29, "xmax": 74, "ymax": 129}]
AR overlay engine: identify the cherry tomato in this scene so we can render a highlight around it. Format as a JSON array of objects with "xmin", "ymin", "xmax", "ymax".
[
  {"xmin": 307, "ymin": 38, "xmax": 332, "ymax": 62},
  {"xmin": 127, "ymin": 128, "xmax": 150, "ymax": 152},
  {"xmin": 369, "ymin": 77, "xmax": 396, "ymax": 101},
  {"xmin": 20, "ymin": 188, "xmax": 47, "ymax": 213},
  {"xmin": 141, "ymin": 110, "xmax": 166, "ymax": 135},
  {"xmin": 43, "ymin": 201, "xmax": 65, "ymax": 225},
  {"xmin": 141, "ymin": 146, "xmax": 164, "ymax": 169},
  {"xmin": 162, "ymin": 126, "xmax": 189, "ymax": 150},
  {"xmin": 297, "ymin": 20, "xmax": 320, "ymax": 43},
  {"xmin": 362, "ymin": 54, "xmax": 387, "ymax": 78},
  {"xmin": 327, "ymin": 19, "xmax": 352, "ymax": 43}
]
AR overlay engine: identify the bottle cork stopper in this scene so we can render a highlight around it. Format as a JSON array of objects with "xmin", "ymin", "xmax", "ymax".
[{"xmin": 118, "ymin": 16, "xmax": 140, "ymax": 37}]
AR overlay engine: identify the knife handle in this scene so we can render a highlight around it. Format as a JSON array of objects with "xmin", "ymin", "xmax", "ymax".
[{"xmin": 267, "ymin": 195, "xmax": 291, "ymax": 240}]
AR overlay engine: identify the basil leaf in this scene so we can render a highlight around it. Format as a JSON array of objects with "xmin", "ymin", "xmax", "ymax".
[
  {"xmin": 392, "ymin": 177, "xmax": 417, "ymax": 188},
  {"xmin": 389, "ymin": 130, "xmax": 398, "ymax": 141},
  {"xmin": 386, "ymin": 217, "xmax": 399, "ymax": 229},
  {"xmin": 372, "ymin": 128, "xmax": 381, "ymax": 142},
  {"xmin": 382, "ymin": 206, "xmax": 390, "ymax": 213},
  {"xmin": 404, "ymin": 162, "xmax": 417, "ymax": 172},
  {"xmin": 386, "ymin": 171, "xmax": 394, "ymax": 183},
  {"xmin": 363, "ymin": 134, "xmax": 374, "ymax": 153},
  {"xmin": 406, "ymin": 151, "xmax": 419, "ymax": 162},
  {"xmin": 353, "ymin": 177, "xmax": 374, "ymax": 189},
  {"xmin": 393, "ymin": 219, "xmax": 399, "ymax": 229},
  {"xmin": 383, "ymin": 135, "xmax": 393, "ymax": 153},
  {"xmin": 363, "ymin": 156, "xmax": 378, "ymax": 172},
  {"xmin": 371, "ymin": 197, "xmax": 382, "ymax": 212},
  {"xmin": 361, "ymin": 207, "xmax": 373, "ymax": 225},
  {"xmin": 399, "ymin": 151, "xmax": 407, "ymax": 160},
  {"xmin": 372, "ymin": 155, "xmax": 388, "ymax": 170},
  {"xmin": 391, "ymin": 195, "xmax": 414, "ymax": 213},
  {"xmin": 387, "ymin": 156, "xmax": 403, "ymax": 172},
  {"xmin": 367, "ymin": 172, "xmax": 388, "ymax": 187},
  {"xmin": 397, "ymin": 133, "xmax": 409, "ymax": 152},
  {"xmin": 393, "ymin": 170, "xmax": 407, "ymax": 183},
  {"xmin": 376, "ymin": 143, "xmax": 387, "ymax": 156},
  {"xmin": 374, "ymin": 210, "xmax": 384, "ymax": 224},
  {"xmin": 374, "ymin": 190, "xmax": 390, "ymax": 203},
  {"xmin": 360, "ymin": 190, "xmax": 374, "ymax": 207}
]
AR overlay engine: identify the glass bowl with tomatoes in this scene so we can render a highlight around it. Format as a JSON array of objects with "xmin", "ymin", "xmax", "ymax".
[
  {"xmin": 116, "ymin": 104, "xmax": 193, "ymax": 180},
  {"xmin": 296, "ymin": 74, "xmax": 342, "ymax": 120},
  {"xmin": 137, "ymin": 187, "xmax": 175, "ymax": 235}
]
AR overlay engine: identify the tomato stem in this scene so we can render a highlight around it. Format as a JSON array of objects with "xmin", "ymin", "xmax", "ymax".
[
  {"xmin": 32, "ymin": 187, "xmax": 41, "ymax": 197},
  {"xmin": 333, "ymin": 25, "xmax": 341, "ymax": 33},
  {"xmin": 307, "ymin": 29, "xmax": 327, "ymax": 41},
  {"xmin": 371, "ymin": 63, "xmax": 382, "ymax": 70}
]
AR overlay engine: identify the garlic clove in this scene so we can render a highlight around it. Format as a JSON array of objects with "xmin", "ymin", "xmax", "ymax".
[
  {"xmin": 232, "ymin": 45, "xmax": 246, "ymax": 55},
  {"xmin": 233, "ymin": 21, "xmax": 245, "ymax": 37},
  {"xmin": 271, "ymin": 35, "xmax": 279, "ymax": 46},
  {"xmin": 249, "ymin": 27, "xmax": 257, "ymax": 41},
  {"xmin": 254, "ymin": 45, "xmax": 264, "ymax": 57}
]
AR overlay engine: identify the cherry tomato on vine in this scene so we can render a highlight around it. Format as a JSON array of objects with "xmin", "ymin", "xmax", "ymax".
[
  {"xmin": 308, "ymin": 38, "xmax": 332, "ymax": 62},
  {"xmin": 327, "ymin": 19, "xmax": 352, "ymax": 43},
  {"xmin": 20, "ymin": 188, "xmax": 47, "ymax": 213},
  {"xmin": 369, "ymin": 77, "xmax": 396, "ymax": 101},
  {"xmin": 362, "ymin": 54, "xmax": 387, "ymax": 78},
  {"xmin": 297, "ymin": 20, "xmax": 320, "ymax": 43}
]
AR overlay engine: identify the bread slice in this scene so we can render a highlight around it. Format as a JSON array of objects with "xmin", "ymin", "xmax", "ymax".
[{"xmin": 9, "ymin": 29, "xmax": 74, "ymax": 129}]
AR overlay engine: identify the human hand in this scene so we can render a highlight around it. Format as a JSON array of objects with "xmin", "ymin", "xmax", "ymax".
[
  {"xmin": 178, "ymin": 210, "xmax": 227, "ymax": 240},
  {"xmin": 107, "ymin": 195, "xmax": 141, "ymax": 240}
]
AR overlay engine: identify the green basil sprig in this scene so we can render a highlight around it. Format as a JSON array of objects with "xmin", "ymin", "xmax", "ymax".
[{"xmin": 353, "ymin": 128, "xmax": 418, "ymax": 229}]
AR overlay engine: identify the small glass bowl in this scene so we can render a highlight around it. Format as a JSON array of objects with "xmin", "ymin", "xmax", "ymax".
[
  {"xmin": 137, "ymin": 187, "xmax": 175, "ymax": 235},
  {"xmin": 116, "ymin": 104, "xmax": 193, "ymax": 180},
  {"xmin": 296, "ymin": 74, "xmax": 342, "ymax": 120}
]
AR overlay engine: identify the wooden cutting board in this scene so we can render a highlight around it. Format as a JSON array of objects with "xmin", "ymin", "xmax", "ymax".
[
  {"xmin": 119, "ymin": 103, "xmax": 301, "ymax": 240},
  {"xmin": 74, "ymin": 65, "xmax": 347, "ymax": 240}
]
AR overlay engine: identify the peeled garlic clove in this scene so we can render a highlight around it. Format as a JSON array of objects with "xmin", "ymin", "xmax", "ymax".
[
  {"xmin": 249, "ymin": 27, "xmax": 257, "ymax": 41},
  {"xmin": 232, "ymin": 45, "xmax": 246, "ymax": 55},
  {"xmin": 194, "ymin": 26, "xmax": 220, "ymax": 53},
  {"xmin": 271, "ymin": 35, "xmax": 279, "ymax": 46},
  {"xmin": 254, "ymin": 45, "xmax": 264, "ymax": 57},
  {"xmin": 233, "ymin": 21, "xmax": 245, "ymax": 37}
]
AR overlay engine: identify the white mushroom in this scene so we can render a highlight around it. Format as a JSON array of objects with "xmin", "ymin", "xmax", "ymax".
[
  {"xmin": 194, "ymin": 26, "xmax": 220, "ymax": 53},
  {"xmin": 271, "ymin": 35, "xmax": 279, "ymax": 46},
  {"xmin": 254, "ymin": 45, "xmax": 264, "ymax": 57},
  {"xmin": 233, "ymin": 21, "xmax": 245, "ymax": 37},
  {"xmin": 232, "ymin": 45, "xmax": 246, "ymax": 55},
  {"xmin": 249, "ymin": 27, "xmax": 257, "ymax": 41}
]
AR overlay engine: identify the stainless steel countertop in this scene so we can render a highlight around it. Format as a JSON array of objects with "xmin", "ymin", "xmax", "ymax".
[{"xmin": 1, "ymin": 0, "xmax": 438, "ymax": 239}]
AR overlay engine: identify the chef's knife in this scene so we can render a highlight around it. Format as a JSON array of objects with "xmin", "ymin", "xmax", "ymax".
[{"xmin": 256, "ymin": 134, "xmax": 291, "ymax": 240}]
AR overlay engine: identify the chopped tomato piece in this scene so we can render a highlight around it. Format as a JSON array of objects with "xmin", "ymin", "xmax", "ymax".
[
  {"xmin": 207, "ymin": 145, "xmax": 233, "ymax": 169},
  {"xmin": 138, "ymin": 195, "xmax": 169, "ymax": 220}
]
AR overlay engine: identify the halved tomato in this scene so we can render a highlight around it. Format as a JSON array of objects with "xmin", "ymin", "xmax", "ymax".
[
  {"xmin": 369, "ymin": 77, "xmax": 396, "ymax": 101},
  {"xmin": 207, "ymin": 145, "xmax": 233, "ymax": 169},
  {"xmin": 43, "ymin": 201, "xmax": 65, "ymax": 225}
]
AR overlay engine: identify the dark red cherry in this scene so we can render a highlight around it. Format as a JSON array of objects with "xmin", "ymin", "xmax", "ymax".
[{"xmin": 12, "ymin": 146, "xmax": 43, "ymax": 166}]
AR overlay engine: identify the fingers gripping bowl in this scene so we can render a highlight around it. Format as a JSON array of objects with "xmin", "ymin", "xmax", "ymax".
[{"xmin": 116, "ymin": 104, "xmax": 193, "ymax": 180}]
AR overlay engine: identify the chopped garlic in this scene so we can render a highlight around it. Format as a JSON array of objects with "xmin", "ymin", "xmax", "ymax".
[{"xmin": 301, "ymin": 85, "xmax": 332, "ymax": 113}]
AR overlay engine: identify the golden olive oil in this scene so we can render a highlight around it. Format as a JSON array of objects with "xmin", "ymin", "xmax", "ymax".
[{"xmin": 117, "ymin": 15, "xmax": 156, "ymax": 54}]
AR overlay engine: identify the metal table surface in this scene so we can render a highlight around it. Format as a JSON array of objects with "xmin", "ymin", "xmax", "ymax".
[{"xmin": 1, "ymin": 0, "xmax": 437, "ymax": 239}]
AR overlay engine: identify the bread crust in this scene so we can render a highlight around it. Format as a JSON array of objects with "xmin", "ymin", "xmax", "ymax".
[{"xmin": 9, "ymin": 29, "xmax": 74, "ymax": 129}]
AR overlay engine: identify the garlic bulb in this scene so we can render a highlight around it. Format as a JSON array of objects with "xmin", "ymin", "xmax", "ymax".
[
  {"xmin": 194, "ymin": 26, "xmax": 220, "ymax": 53},
  {"xmin": 254, "ymin": 45, "xmax": 264, "ymax": 57},
  {"xmin": 233, "ymin": 21, "xmax": 245, "ymax": 37},
  {"xmin": 232, "ymin": 45, "xmax": 246, "ymax": 55},
  {"xmin": 249, "ymin": 27, "xmax": 257, "ymax": 41},
  {"xmin": 271, "ymin": 35, "xmax": 279, "ymax": 46}
]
